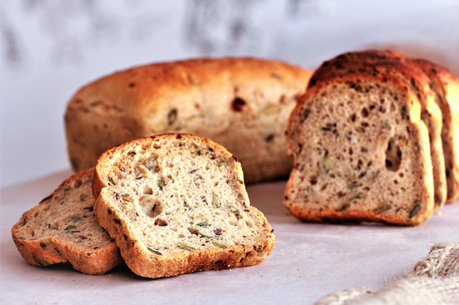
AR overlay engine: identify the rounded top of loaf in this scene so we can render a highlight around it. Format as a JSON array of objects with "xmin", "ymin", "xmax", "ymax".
[{"xmin": 67, "ymin": 57, "xmax": 312, "ymax": 117}]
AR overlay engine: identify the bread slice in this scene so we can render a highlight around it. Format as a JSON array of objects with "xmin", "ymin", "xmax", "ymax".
[
  {"xmin": 414, "ymin": 59, "xmax": 459, "ymax": 203},
  {"xmin": 65, "ymin": 57, "xmax": 312, "ymax": 184},
  {"xmin": 12, "ymin": 169, "xmax": 122, "ymax": 275},
  {"xmin": 284, "ymin": 72, "xmax": 434, "ymax": 225},
  {"xmin": 92, "ymin": 133, "xmax": 275, "ymax": 278},
  {"xmin": 306, "ymin": 50, "xmax": 446, "ymax": 208}
]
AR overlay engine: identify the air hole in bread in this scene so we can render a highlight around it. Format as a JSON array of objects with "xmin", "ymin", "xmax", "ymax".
[
  {"xmin": 385, "ymin": 138, "xmax": 402, "ymax": 172},
  {"xmin": 154, "ymin": 218, "xmax": 167, "ymax": 226},
  {"xmin": 143, "ymin": 186, "xmax": 153, "ymax": 195},
  {"xmin": 74, "ymin": 179, "xmax": 82, "ymax": 188},
  {"xmin": 390, "ymin": 103, "xmax": 396, "ymax": 112},
  {"xmin": 231, "ymin": 97, "xmax": 246, "ymax": 111},
  {"xmin": 361, "ymin": 108, "xmax": 369, "ymax": 118},
  {"xmin": 140, "ymin": 197, "xmax": 162, "ymax": 218}
]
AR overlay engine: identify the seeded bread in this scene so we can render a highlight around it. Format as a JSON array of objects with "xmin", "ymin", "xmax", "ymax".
[
  {"xmin": 284, "ymin": 72, "xmax": 434, "ymax": 225},
  {"xmin": 11, "ymin": 169, "xmax": 122, "ymax": 275},
  {"xmin": 414, "ymin": 59, "xmax": 459, "ymax": 203},
  {"xmin": 306, "ymin": 51, "xmax": 446, "ymax": 207},
  {"xmin": 92, "ymin": 133, "xmax": 275, "ymax": 278},
  {"xmin": 65, "ymin": 57, "xmax": 312, "ymax": 184}
]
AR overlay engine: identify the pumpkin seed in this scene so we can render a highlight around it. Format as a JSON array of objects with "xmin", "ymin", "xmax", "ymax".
[
  {"xmin": 212, "ymin": 242, "xmax": 227, "ymax": 249},
  {"xmin": 198, "ymin": 230, "xmax": 212, "ymax": 238},
  {"xmin": 177, "ymin": 243, "xmax": 195, "ymax": 251},
  {"xmin": 350, "ymin": 192, "xmax": 362, "ymax": 200},
  {"xmin": 147, "ymin": 247, "xmax": 162, "ymax": 255},
  {"xmin": 376, "ymin": 205, "xmax": 392, "ymax": 213},
  {"xmin": 69, "ymin": 216, "xmax": 80, "ymax": 223},
  {"xmin": 108, "ymin": 176, "xmax": 115, "ymax": 185},
  {"xmin": 229, "ymin": 205, "xmax": 239, "ymax": 213},
  {"xmin": 213, "ymin": 194, "xmax": 221, "ymax": 208},
  {"xmin": 409, "ymin": 204, "xmax": 421, "ymax": 218},
  {"xmin": 338, "ymin": 203, "xmax": 350, "ymax": 211},
  {"xmin": 197, "ymin": 149, "xmax": 209, "ymax": 156},
  {"xmin": 158, "ymin": 178, "xmax": 170, "ymax": 190},
  {"xmin": 197, "ymin": 221, "xmax": 211, "ymax": 227}
]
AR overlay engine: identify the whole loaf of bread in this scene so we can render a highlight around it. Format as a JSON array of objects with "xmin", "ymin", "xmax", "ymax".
[{"xmin": 65, "ymin": 57, "xmax": 312, "ymax": 184}]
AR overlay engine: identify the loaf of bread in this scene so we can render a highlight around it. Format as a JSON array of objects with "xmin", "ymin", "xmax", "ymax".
[
  {"xmin": 307, "ymin": 50, "xmax": 446, "ymax": 208},
  {"xmin": 65, "ymin": 57, "xmax": 312, "ymax": 184},
  {"xmin": 413, "ymin": 59, "xmax": 459, "ymax": 203},
  {"xmin": 92, "ymin": 133, "xmax": 275, "ymax": 278},
  {"xmin": 284, "ymin": 72, "xmax": 434, "ymax": 225},
  {"xmin": 12, "ymin": 169, "xmax": 122, "ymax": 274}
]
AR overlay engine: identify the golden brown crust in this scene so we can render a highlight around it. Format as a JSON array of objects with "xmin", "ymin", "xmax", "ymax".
[
  {"xmin": 66, "ymin": 57, "xmax": 312, "ymax": 184},
  {"xmin": 284, "ymin": 72, "xmax": 434, "ymax": 226},
  {"xmin": 94, "ymin": 133, "xmax": 275, "ymax": 278},
  {"xmin": 414, "ymin": 59, "xmax": 459, "ymax": 203},
  {"xmin": 12, "ymin": 169, "xmax": 122, "ymax": 275}
]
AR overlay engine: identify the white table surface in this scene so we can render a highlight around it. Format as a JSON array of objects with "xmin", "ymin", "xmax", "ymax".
[{"xmin": 1, "ymin": 169, "xmax": 458, "ymax": 305}]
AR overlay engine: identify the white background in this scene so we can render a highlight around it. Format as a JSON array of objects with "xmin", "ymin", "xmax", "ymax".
[{"xmin": 2, "ymin": 0, "xmax": 459, "ymax": 187}]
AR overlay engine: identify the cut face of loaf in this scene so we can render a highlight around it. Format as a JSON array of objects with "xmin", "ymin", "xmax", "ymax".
[
  {"xmin": 65, "ymin": 57, "xmax": 312, "ymax": 184},
  {"xmin": 93, "ymin": 134, "xmax": 275, "ymax": 279},
  {"xmin": 11, "ymin": 169, "xmax": 122, "ymax": 275},
  {"xmin": 284, "ymin": 73, "xmax": 434, "ymax": 225},
  {"xmin": 414, "ymin": 59, "xmax": 459, "ymax": 203},
  {"xmin": 306, "ymin": 53, "xmax": 446, "ymax": 208}
]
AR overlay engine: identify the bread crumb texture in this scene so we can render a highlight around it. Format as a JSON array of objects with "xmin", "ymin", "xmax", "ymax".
[
  {"xmin": 12, "ymin": 169, "xmax": 122, "ymax": 274},
  {"xmin": 284, "ymin": 72, "xmax": 434, "ymax": 225},
  {"xmin": 94, "ymin": 133, "xmax": 274, "ymax": 278}
]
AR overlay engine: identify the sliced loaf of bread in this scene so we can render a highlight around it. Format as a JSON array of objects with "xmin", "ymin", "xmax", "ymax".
[
  {"xmin": 12, "ymin": 169, "xmax": 122, "ymax": 275},
  {"xmin": 414, "ymin": 59, "xmax": 459, "ymax": 203},
  {"xmin": 284, "ymin": 72, "xmax": 434, "ymax": 225},
  {"xmin": 305, "ymin": 51, "xmax": 446, "ymax": 207},
  {"xmin": 92, "ymin": 134, "xmax": 275, "ymax": 278}
]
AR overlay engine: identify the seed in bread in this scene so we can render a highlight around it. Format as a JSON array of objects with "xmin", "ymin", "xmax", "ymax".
[
  {"xmin": 93, "ymin": 133, "xmax": 275, "ymax": 278},
  {"xmin": 11, "ymin": 169, "xmax": 122, "ymax": 275},
  {"xmin": 284, "ymin": 72, "xmax": 434, "ymax": 225}
]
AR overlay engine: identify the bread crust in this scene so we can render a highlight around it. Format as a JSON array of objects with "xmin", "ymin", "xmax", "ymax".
[
  {"xmin": 65, "ymin": 57, "xmax": 312, "ymax": 184},
  {"xmin": 307, "ymin": 50, "xmax": 446, "ymax": 208},
  {"xmin": 12, "ymin": 169, "xmax": 122, "ymax": 275},
  {"xmin": 414, "ymin": 59, "xmax": 459, "ymax": 203},
  {"xmin": 284, "ymin": 72, "xmax": 434, "ymax": 225},
  {"xmin": 93, "ymin": 133, "xmax": 275, "ymax": 278}
]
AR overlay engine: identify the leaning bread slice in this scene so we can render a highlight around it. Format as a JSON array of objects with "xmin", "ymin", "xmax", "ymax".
[
  {"xmin": 12, "ymin": 169, "xmax": 122, "ymax": 275},
  {"xmin": 92, "ymin": 134, "xmax": 275, "ymax": 278},
  {"xmin": 284, "ymin": 72, "xmax": 434, "ymax": 225},
  {"xmin": 414, "ymin": 59, "xmax": 459, "ymax": 203},
  {"xmin": 306, "ymin": 50, "xmax": 446, "ymax": 208}
]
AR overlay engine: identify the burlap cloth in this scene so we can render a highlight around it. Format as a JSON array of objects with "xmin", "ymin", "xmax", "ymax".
[{"xmin": 315, "ymin": 242, "xmax": 459, "ymax": 305}]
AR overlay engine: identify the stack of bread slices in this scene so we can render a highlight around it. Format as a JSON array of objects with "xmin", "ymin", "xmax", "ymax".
[
  {"xmin": 12, "ymin": 134, "xmax": 275, "ymax": 277},
  {"xmin": 284, "ymin": 50, "xmax": 459, "ymax": 225}
]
